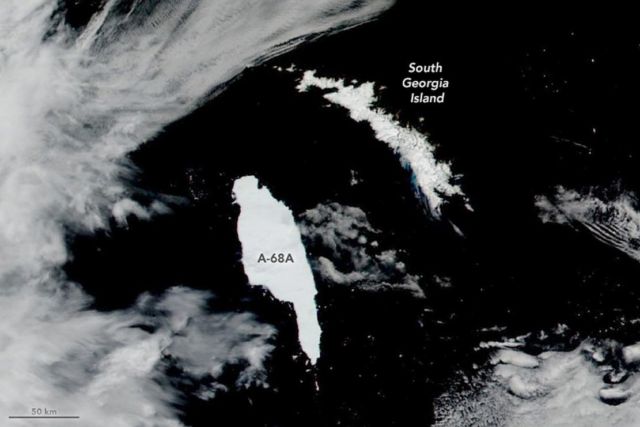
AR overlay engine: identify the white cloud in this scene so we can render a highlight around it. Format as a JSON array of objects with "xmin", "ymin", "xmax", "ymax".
[
  {"xmin": 536, "ymin": 187, "xmax": 640, "ymax": 261},
  {"xmin": 1, "ymin": 286, "xmax": 275, "ymax": 426},
  {"xmin": 299, "ymin": 202, "xmax": 425, "ymax": 298},
  {"xmin": 0, "ymin": 0, "xmax": 394, "ymax": 424},
  {"xmin": 435, "ymin": 340, "xmax": 640, "ymax": 427}
]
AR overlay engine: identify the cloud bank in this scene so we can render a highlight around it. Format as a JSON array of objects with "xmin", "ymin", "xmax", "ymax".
[{"xmin": 0, "ymin": 0, "xmax": 394, "ymax": 424}]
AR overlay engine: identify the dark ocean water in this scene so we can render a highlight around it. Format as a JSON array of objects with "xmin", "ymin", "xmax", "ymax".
[{"xmin": 60, "ymin": 2, "xmax": 640, "ymax": 425}]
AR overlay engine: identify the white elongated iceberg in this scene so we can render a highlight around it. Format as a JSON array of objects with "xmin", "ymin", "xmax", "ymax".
[{"xmin": 233, "ymin": 176, "xmax": 321, "ymax": 364}]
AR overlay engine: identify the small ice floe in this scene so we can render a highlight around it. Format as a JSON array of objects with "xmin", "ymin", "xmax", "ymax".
[
  {"xmin": 599, "ymin": 386, "xmax": 632, "ymax": 405},
  {"xmin": 508, "ymin": 375, "xmax": 542, "ymax": 399},
  {"xmin": 622, "ymin": 342, "xmax": 640, "ymax": 365},
  {"xmin": 604, "ymin": 369, "xmax": 630, "ymax": 385},
  {"xmin": 582, "ymin": 341, "xmax": 618, "ymax": 365},
  {"xmin": 591, "ymin": 350, "xmax": 606, "ymax": 363},
  {"xmin": 491, "ymin": 349, "xmax": 540, "ymax": 369}
]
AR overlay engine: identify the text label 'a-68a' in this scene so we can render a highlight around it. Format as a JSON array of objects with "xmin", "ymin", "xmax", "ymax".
[{"xmin": 257, "ymin": 253, "xmax": 295, "ymax": 264}]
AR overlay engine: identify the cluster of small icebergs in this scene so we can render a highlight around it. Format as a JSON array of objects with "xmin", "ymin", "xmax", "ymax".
[
  {"xmin": 436, "ymin": 336, "xmax": 640, "ymax": 426},
  {"xmin": 491, "ymin": 340, "xmax": 640, "ymax": 406}
]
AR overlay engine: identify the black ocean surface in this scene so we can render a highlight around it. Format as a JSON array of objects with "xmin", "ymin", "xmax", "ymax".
[{"xmin": 62, "ymin": 3, "xmax": 640, "ymax": 426}]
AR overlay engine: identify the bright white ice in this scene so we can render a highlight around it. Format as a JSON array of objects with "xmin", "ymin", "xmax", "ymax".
[
  {"xmin": 233, "ymin": 176, "xmax": 321, "ymax": 364},
  {"xmin": 297, "ymin": 70, "xmax": 469, "ymax": 218}
]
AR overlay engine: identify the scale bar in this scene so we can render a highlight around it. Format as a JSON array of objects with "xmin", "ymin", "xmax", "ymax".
[{"xmin": 9, "ymin": 416, "xmax": 80, "ymax": 419}]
